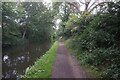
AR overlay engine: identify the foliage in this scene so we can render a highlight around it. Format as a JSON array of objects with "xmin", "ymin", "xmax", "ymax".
[
  {"xmin": 22, "ymin": 2, "xmax": 55, "ymax": 43},
  {"xmin": 2, "ymin": 2, "xmax": 56, "ymax": 48},
  {"xmin": 24, "ymin": 41, "xmax": 59, "ymax": 78},
  {"xmin": 64, "ymin": 1, "xmax": 120, "ymax": 78},
  {"xmin": 2, "ymin": 3, "xmax": 24, "ymax": 47},
  {"xmin": 65, "ymin": 14, "xmax": 79, "ymax": 28}
]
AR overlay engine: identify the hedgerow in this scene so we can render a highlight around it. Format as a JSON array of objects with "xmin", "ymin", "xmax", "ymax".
[{"xmin": 65, "ymin": 2, "xmax": 120, "ymax": 78}]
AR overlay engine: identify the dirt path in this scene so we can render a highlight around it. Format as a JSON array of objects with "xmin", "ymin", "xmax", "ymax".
[{"xmin": 52, "ymin": 42, "xmax": 90, "ymax": 78}]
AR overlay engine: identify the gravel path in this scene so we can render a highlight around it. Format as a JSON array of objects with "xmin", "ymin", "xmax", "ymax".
[{"xmin": 52, "ymin": 42, "xmax": 89, "ymax": 78}]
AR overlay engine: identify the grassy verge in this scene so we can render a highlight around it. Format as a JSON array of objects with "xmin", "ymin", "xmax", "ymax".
[
  {"xmin": 23, "ymin": 41, "xmax": 59, "ymax": 78},
  {"xmin": 65, "ymin": 39, "xmax": 101, "ymax": 78}
]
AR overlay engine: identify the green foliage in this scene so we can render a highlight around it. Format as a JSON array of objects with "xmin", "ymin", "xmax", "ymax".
[
  {"xmin": 2, "ymin": 2, "xmax": 24, "ymax": 47},
  {"xmin": 65, "ymin": 14, "xmax": 79, "ymax": 28},
  {"xmin": 24, "ymin": 41, "xmax": 59, "ymax": 78},
  {"xmin": 2, "ymin": 2, "xmax": 56, "ymax": 48},
  {"xmin": 21, "ymin": 2, "xmax": 55, "ymax": 43},
  {"xmin": 65, "ymin": 1, "xmax": 120, "ymax": 78}
]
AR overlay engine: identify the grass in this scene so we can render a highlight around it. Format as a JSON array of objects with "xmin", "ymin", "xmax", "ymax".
[
  {"xmin": 23, "ymin": 41, "xmax": 59, "ymax": 78},
  {"xmin": 65, "ymin": 39, "xmax": 101, "ymax": 78}
]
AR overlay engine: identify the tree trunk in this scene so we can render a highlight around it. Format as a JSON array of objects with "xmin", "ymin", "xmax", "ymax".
[{"xmin": 22, "ymin": 30, "xmax": 26, "ymax": 39}]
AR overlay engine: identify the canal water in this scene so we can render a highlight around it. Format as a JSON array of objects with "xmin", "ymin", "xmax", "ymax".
[{"xmin": 2, "ymin": 43, "xmax": 51, "ymax": 79}]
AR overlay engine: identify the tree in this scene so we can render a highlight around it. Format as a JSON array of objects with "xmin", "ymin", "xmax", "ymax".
[
  {"xmin": 2, "ymin": 2, "xmax": 56, "ymax": 48},
  {"xmin": 2, "ymin": 2, "xmax": 23, "ymax": 47},
  {"xmin": 22, "ymin": 2, "xmax": 55, "ymax": 43}
]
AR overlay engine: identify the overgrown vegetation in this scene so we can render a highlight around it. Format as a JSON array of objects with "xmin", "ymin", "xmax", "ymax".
[
  {"xmin": 24, "ymin": 41, "xmax": 59, "ymax": 78},
  {"xmin": 58, "ymin": 1, "xmax": 120, "ymax": 79}
]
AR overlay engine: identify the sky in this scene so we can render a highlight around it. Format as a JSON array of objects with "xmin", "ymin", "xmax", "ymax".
[
  {"xmin": 55, "ymin": 19, "xmax": 62, "ymax": 30},
  {"xmin": 43, "ymin": 0, "xmax": 79, "ymax": 30},
  {"xmin": 43, "ymin": 0, "xmax": 95, "ymax": 11}
]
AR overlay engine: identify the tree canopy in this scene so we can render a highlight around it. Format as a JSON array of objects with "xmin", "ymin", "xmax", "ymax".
[{"xmin": 2, "ymin": 2, "xmax": 57, "ymax": 47}]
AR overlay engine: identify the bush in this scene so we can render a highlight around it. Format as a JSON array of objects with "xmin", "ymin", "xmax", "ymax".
[{"xmin": 65, "ymin": 11, "xmax": 120, "ymax": 79}]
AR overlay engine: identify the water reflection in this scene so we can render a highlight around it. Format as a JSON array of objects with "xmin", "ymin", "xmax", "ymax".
[{"xmin": 2, "ymin": 43, "xmax": 51, "ymax": 79}]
